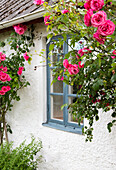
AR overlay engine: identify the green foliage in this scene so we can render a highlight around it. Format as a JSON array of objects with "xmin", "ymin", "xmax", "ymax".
[
  {"xmin": 0, "ymin": 137, "xmax": 42, "ymax": 170},
  {"xmin": 43, "ymin": 0, "xmax": 116, "ymax": 141}
]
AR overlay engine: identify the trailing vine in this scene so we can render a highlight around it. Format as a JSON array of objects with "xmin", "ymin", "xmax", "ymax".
[{"xmin": 0, "ymin": 24, "xmax": 35, "ymax": 144}]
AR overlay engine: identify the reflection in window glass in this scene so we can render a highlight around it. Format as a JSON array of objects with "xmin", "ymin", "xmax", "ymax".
[
  {"xmin": 68, "ymin": 38, "xmax": 84, "ymax": 52},
  {"xmin": 50, "ymin": 70, "xmax": 63, "ymax": 93},
  {"xmin": 51, "ymin": 95, "xmax": 63, "ymax": 120},
  {"xmin": 51, "ymin": 52, "xmax": 58, "ymax": 66},
  {"xmin": 49, "ymin": 42, "xmax": 63, "ymax": 66}
]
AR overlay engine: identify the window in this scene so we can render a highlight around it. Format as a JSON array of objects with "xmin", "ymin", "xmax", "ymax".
[{"xmin": 43, "ymin": 35, "xmax": 84, "ymax": 134}]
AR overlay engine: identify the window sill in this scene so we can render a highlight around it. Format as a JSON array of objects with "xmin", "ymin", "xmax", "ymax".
[{"xmin": 42, "ymin": 122, "xmax": 83, "ymax": 135}]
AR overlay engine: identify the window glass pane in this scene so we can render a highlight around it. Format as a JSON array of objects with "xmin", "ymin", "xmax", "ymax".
[
  {"xmin": 68, "ymin": 97, "xmax": 83, "ymax": 124},
  {"xmin": 50, "ymin": 70, "xmax": 63, "ymax": 93},
  {"xmin": 51, "ymin": 95, "xmax": 63, "ymax": 120},
  {"xmin": 49, "ymin": 41, "xmax": 63, "ymax": 66},
  {"xmin": 51, "ymin": 41, "xmax": 63, "ymax": 54},
  {"xmin": 51, "ymin": 52, "xmax": 58, "ymax": 66}
]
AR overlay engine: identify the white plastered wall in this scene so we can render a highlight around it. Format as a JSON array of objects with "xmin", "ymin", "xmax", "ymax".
[{"xmin": 0, "ymin": 23, "xmax": 116, "ymax": 170}]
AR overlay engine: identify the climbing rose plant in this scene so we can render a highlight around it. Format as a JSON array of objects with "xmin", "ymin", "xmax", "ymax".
[
  {"xmin": 0, "ymin": 24, "xmax": 34, "ymax": 144},
  {"xmin": 38, "ymin": 0, "xmax": 116, "ymax": 141}
]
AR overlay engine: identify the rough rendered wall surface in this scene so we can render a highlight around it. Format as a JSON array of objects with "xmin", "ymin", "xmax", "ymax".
[{"xmin": 0, "ymin": 23, "xmax": 116, "ymax": 170}]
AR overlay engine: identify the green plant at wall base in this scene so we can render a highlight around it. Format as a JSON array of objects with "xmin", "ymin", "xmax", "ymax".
[
  {"xmin": 0, "ymin": 137, "xmax": 42, "ymax": 170},
  {"xmin": 41, "ymin": 0, "xmax": 116, "ymax": 141},
  {"xmin": 0, "ymin": 25, "xmax": 35, "ymax": 144}
]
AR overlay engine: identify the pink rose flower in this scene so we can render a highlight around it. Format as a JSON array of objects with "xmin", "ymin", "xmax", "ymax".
[
  {"xmin": 0, "ymin": 65, "xmax": 7, "ymax": 72},
  {"xmin": 23, "ymin": 52, "xmax": 29, "ymax": 61},
  {"xmin": 61, "ymin": 9, "xmax": 70, "ymax": 14},
  {"xmin": 0, "ymin": 72, "xmax": 8, "ymax": 82},
  {"xmin": 33, "ymin": 0, "xmax": 44, "ymax": 5},
  {"xmin": 98, "ymin": 20, "xmax": 115, "ymax": 36},
  {"xmin": 6, "ymin": 86, "xmax": 11, "ymax": 91},
  {"xmin": 19, "ymin": 24, "xmax": 27, "ymax": 31},
  {"xmin": 84, "ymin": 0, "xmax": 91, "ymax": 10},
  {"xmin": 78, "ymin": 61, "xmax": 84, "ymax": 68},
  {"xmin": 17, "ymin": 70, "xmax": 22, "ymax": 75},
  {"xmin": 13, "ymin": 25, "xmax": 18, "ymax": 32},
  {"xmin": 91, "ymin": 0, "xmax": 104, "ymax": 11},
  {"xmin": 3, "ymin": 66, "xmax": 7, "ymax": 72},
  {"xmin": 7, "ymin": 75, "xmax": 12, "ymax": 81},
  {"xmin": 91, "ymin": 11, "xmax": 107, "ymax": 27},
  {"xmin": 1, "ymin": 86, "xmax": 8, "ymax": 92},
  {"xmin": 111, "ymin": 56, "xmax": 115, "ymax": 59},
  {"xmin": 84, "ymin": 9, "xmax": 93, "ymax": 27},
  {"xmin": 19, "ymin": 67, "xmax": 24, "ymax": 71},
  {"xmin": 68, "ymin": 64, "xmax": 79, "ymax": 75},
  {"xmin": 1, "ymin": 86, "xmax": 11, "ymax": 92},
  {"xmin": 13, "ymin": 24, "xmax": 27, "ymax": 35},
  {"xmin": 93, "ymin": 32, "xmax": 106, "ymax": 44},
  {"xmin": 63, "ymin": 59, "xmax": 69, "ymax": 69},
  {"xmin": 13, "ymin": 25, "xmax": 24, "ymax": 35},
  {"xmin": 57, "ymin": 76, "xmax": 61, "ymax": 81},
  {"xmin": 17, "ymin": 67, "xmax": 24, "ymax": 75},
  {"xmin": 0, "ymin": 72, "xmax": 11, "ymax": 82},
  {"xmin": 60, "ymin": 76, "xmax": 64, "ymax": 81},
  {"xmin": 44, "ymin": 16, "xmax": 50, "ymax": 25},
  {"xmin": 78, "ymin": 49, "xmax": 84, "ymax": 57},
  {"xmin": 112, "ymin": 50, "xmax": 116, "ymax": 55},
  {"xmin": 0, "ymin": 91, "xmax": 5, "ymax": 95},
  {"xmin": 0, "ymin": 53, "xmax": 6, "ymax": 61},
  {"xmin": 17, "ymin": 27, "xmax": 25, "ymax": 35}
]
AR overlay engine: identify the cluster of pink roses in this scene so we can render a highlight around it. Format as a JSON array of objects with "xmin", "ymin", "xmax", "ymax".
[
  {"xmin": 0, "ymin": 86, "xmax": 11, "ymax": 95},
  {"xmin": 84, "ymin": 0, "xmax": 115, "ymax": 44},
  {"xmin": 33, "ymin": 0, "xmax": 44, "ymax": 5},
  {"xmin": 84, "ymin": 0, "xmax": 104, "ymax": 11},
  {"xmin": 13, "ymin": 24, "xmax": 27, "ymax": 35},
  {"xmin": 0, "ymin": 68, "xmax": 11, "ymax": 82},
  {"xmin": 63, "ymin": 59, "xmax": 84, "ymax": 75},
  {"xmin": 17, "ymin": 67, "xmax": 24, "ymax": 75},
  {"xmin": 0, "ymin": 52, "xmax": 6, "ymax": 63},
  {"xmin": 0, "ymin": 54, "xmax": 11, "ymax": 95}
]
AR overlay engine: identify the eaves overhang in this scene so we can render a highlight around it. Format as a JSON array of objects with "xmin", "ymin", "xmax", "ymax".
[{"xmin": 0, "ymin": 8, "xmax": 45, "ymax": 30}]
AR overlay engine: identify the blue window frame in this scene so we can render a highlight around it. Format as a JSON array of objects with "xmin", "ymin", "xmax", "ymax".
[{"xmin": 43, "ymin": 35, "xmax": 84, "ymax": 134}]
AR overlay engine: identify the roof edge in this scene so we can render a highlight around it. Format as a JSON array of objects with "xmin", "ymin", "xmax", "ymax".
[{"xmin": 0, "ymin": 8, "xmax": 45, "ymax": 30}]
